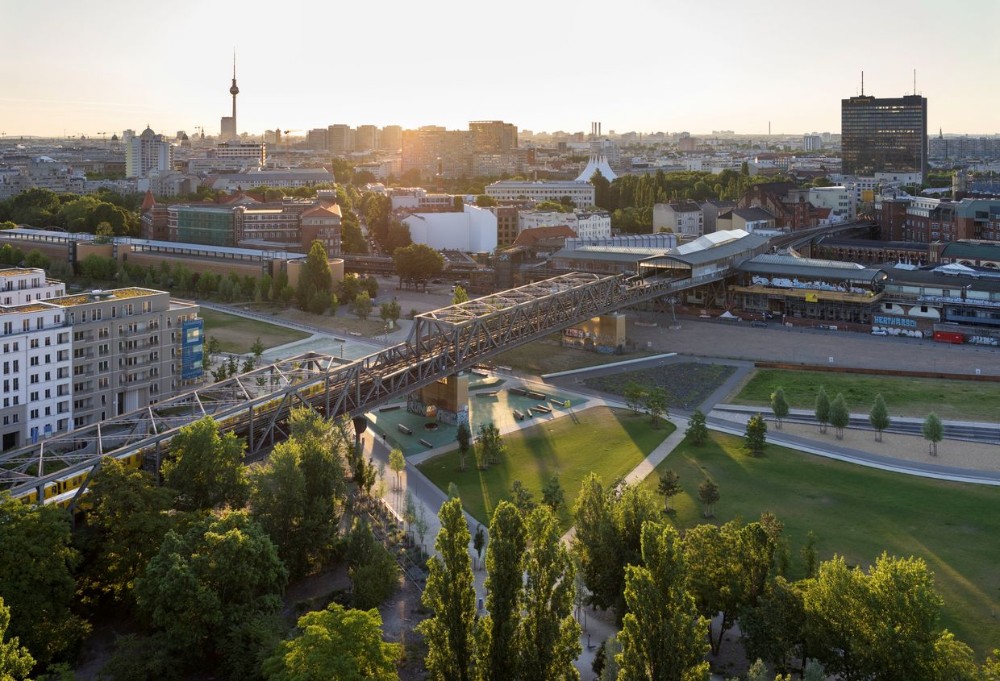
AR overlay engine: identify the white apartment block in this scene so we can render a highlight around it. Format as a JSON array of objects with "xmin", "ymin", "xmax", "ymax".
[
  {"xmin": 653, "ymin": 202, "xmax": 704, "ymax": 237},
  {"xmin": 0, "ymin": 302, "xmax": 72, "ymax": 450},
  {"xmin": 809, "ymin": 186, "xmax": 852, "ymax": 220},
  {"xmin": 0, "ymin": 277, "xmax": 203, "ymax": 452},
  {"xmin": 518, "ymin": 210, "xmax": 611, "ymax": 240},
  {"xmin": 485, "ymin": 180, "xmax": 596, "ymax": 208},
  {"xmin": 0, "ymin": 268, "xmax": 66, "ymax": 305},
  {"xmin": 125, "ymin": 127, "xmax": 174, "ymax": 179}
]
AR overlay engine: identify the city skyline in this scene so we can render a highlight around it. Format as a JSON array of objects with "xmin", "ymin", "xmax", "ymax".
[{"xmin": 2, "ymin": 0, "xmax": 999, "ymax": 138}]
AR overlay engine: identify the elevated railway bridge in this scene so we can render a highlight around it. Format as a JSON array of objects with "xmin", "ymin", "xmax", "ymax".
[{"xmin": 0, "ymin": 221, "xmax": 870, "ymax": 506}]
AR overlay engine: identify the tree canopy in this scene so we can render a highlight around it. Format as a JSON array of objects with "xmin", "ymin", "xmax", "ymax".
[
  {"xmin": 160, "ymin": 415, "xmax": 249, "ymax": 510},
  {"xmin": 392, "ymin": 243, "xmax": 444, "ymax": 290},
  {"xmin": 263, "ymin": 603, "xmax": 400, "ymax": 681}
]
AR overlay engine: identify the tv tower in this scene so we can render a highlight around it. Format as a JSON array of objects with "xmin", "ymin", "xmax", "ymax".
[
  {"xmin": 230, "ymin": 51, "xmax": 239, "ymax": 128},
  {"xmin": 220, "ymin": 51, "xmax": 240, "ymax": 139}
]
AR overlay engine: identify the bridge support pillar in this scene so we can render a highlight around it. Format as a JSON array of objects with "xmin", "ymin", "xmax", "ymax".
[
  {"xmin": 407, "ymin": 373, "xmax": 470, "ymax": 428},
  {"xmin": 562, "ymin": 313, "xmax": 626, "ymax": 353}
]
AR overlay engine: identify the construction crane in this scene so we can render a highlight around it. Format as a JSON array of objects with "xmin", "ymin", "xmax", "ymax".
[
  {"xmin": 96, "ymin": 132, "xmax": 107, "ymax": 145},
  {"xmin": 195, "ymin": 126, "xmax": 205, "ymax": 140},
  {"xmin": 283, "ymin": 130, "xmax": 301, "ymax": 168}
]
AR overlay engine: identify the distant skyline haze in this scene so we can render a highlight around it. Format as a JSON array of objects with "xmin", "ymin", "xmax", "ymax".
[{"xmin": 2, "ymin": 0, "xmax": 998, "ymax": 138}]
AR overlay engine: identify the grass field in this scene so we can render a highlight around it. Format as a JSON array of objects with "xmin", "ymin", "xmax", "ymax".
[
  {"xmin": 492, "ymin": 336, "xmax": 654, "ymax": 375},
  {"xmin": 643, "ymin": 431, "xmax": 1000, "ymax": 658},
  {"xmin": 200, "ymin": 309, "xmax": 310, "ymax": 354},
  {"xmin": 417, "ymin": 406, "xmax": 674, "ymax": 528},
  {"xmin": 731, "ymin": 368, "xmax": 1000, "ymax": 420}
]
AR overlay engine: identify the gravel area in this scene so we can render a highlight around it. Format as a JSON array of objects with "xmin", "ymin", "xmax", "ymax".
[
  {"xmin": 757, "ymin": 420, "xmax": 1000, "ymax": 473},
  {"xmin": 582, "ymin": 362, "xmax": 737, "ymax": 410}
]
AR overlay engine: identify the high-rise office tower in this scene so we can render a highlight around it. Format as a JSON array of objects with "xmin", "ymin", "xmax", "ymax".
[{"xmin": 841, "ymin": 93, "xmax": 927, "ymax": 181}]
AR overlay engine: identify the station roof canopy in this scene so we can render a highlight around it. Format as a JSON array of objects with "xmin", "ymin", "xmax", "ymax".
[{"xmin": 740, "ymin": 253, "xmax": 888, "ymax": 284}]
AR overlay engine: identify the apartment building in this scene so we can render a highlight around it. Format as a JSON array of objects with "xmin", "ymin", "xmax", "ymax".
[
  {"xmin": 49, "ymin": 288, "xmax": 202, "ymax": 430},
  {"xmin": 0, "ymin": 274, "xmax": 204, "ymax": 451},
  {"xmin": 0, "ymin": 301, "xmax": 72, "ymax": 450}
]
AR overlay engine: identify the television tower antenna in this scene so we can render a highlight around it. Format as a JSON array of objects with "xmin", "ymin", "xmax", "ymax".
[{"xmin": 861, "ymin": 70, "xmax": 864, "ymax": 96}]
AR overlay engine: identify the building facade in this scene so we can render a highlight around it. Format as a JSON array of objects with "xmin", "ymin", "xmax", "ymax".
[
  {"xmin": 485, "ymin": 180, "xmax": 596, "ymax": 208},
  {"xmin": 125, "ymin": 127, "xmax": 173, "ymax": 179},
  {"xmin": 0, "ymin": 277, "xmax": 202, "ymax": 451},
  {"xmin": 841, "ymin": 94, "xmax": 927, "ymax": 181}
]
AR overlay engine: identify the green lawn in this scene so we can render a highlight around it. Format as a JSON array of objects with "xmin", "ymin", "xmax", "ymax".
[
  {"xmin": 643, "ymin": 431, "xmax": 1000, "ymax": 658},
  {"xmin": 417, "ymin": 406, "xmax": 674, "ymax": 528},
  {"xmin": 199, "ymin": 309, "xmax": 310, "ymax": 354},
  {"xmin": 731, "ymin": 368, "xmax": 1000, "ymax": 420}
]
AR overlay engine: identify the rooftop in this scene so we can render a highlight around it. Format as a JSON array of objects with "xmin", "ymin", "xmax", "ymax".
[{"xmin": 48, "ymin": 287, "xmax": 163, "ymax": 307}]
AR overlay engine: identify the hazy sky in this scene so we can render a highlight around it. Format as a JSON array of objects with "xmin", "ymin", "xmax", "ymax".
[{"xmin": 2, "ymin": 0, "xmax": 997, "ymax": 138}]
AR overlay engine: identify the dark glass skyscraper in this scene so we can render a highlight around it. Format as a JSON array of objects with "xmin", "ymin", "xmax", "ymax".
[{"xmin": 841, "ymin": 94, "xmax": 927, "ymax": 181}]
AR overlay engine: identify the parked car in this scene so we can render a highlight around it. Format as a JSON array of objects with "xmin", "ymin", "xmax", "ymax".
[{"xmin": 750, "ymin": 320, "xmax": 768, "ymax": 328}]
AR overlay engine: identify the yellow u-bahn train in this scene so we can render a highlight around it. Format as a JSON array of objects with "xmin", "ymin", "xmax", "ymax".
[{"xmin": 14, "ymin": 447, "xmax": 146, "ymax": 509}]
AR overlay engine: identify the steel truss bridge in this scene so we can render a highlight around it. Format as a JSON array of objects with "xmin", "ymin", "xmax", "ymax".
[
  {"xmin": 0, "ymin": 222, "xmax": 871, "ymax": 503},
  {"xmin": 1, "ymin": 270, "xmax": 721, "ymax": 503}
]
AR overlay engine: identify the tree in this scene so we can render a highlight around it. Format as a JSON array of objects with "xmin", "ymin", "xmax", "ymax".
[
  {"xmin": 452, "ymin": 286, "xmax": 470, "ymax": 305},
  {"xmin": 249, "ymin": 439, "xmax": 314, "ymax": 578},
  {"xmin": 590, "ymin": 169, "xmax": 612, "ymax": 211},
  {"xmin": 684, "ymin": 520, "xmax": 774, "ymax": 657},
  {"xmin": 510, "ymin": 479, "xmax": 536, "ymax": 514},
  {"xmin": 473, "ymin": 524, "xmax": 486, "ymax": 571},
  {"xmin": 829, "ymin": 393, "xmax": 850, "ymax": 440},
  {"xmin": 262, "ymin": 603, "xmax": 400, "ymax": 681},
  {"xmin": 388, "ymin": 448, "xmax": 405, "ymax": 491},
  {"xmin": 869, "ymin": 393, "xmax": 890, "ymax": 442},
  {"xmin": 478, "ymin": 502, "xmax": 525, "ymax": 681},
  {"xmin": 684, "ymin": 409, "xmax": 708, "ymax": 445},
  {"xmin": 350, "ymin": 291, "xmax": 372, "ymax": 321},
  {"xmin": 923, "ymin": 412, "xmax": 943, "ymax": 456},
  {"xmin": 379, "ymin": 298, "xmax": 401, "ymax": 329},
  {"xmin": 345, "ymin": 519, "xmax": 400, "ymax": 610},
  {"xmin": 75, "ymin": 458, "xmax": 178, "ymax": 608},
  {"xmin": 742, "ymin": 576, "xmax": 806, "ymax": 673},
  {"xmin": 617, "ymin": 522, "xmax": 709, "ymax": 681},
  {"xmin": 541, "ymin": 475, "xmax": 565, "ymax": 513},
  {"xmin": 744, "ymin": 413, "xmax": 768, "ymax": 456},
  {"xmin": 814, "ymin": 386, "xmax": 830, "ymax": 434},
  {"xmin": 770, "ymin": 387, "xmax": 789, "ymax": 429},
  {"xmin": 478, "ymin": 422, "xmax": 505, "ymax": 466},
  {"xmin": 656, "ymin": 470, "xmax": 682, "ymax": 513},
  {"xmin": 572, "ymin": 475, "xmax": 659, "ymax": 617},
  {"xmin": 0, "ymin": 596, "xmax": 35, "ymax": 681},
  {"xmin": 456, "ymin": 422, "xmax": 471, "ymax": 472},
  {"xmin": 801, "ymin": 531, "xmax": 819, "ymax": 578},
  {"xmin": 160, "ymin": 415, "xmax": 249, "ymax": 510},
  {"xmin": 135, "ymin": 511, "xmax": 287, "ymax": 679},
  {"xmin": 697, "ymin": 477, "xmax": 719, "ymax": 518},
  {"xmin": 642, "ymin": 386, "xmax": 669, "ymax": 428},
  {"xmin": 475, "ymin": 194, "xmax": 497, "ymax": 207},
  {"xmin": 418, "ymin": 498, "xmax": 477, "ymax": 681},
  {"xmin": 0, "ymin": 493, "xmax": 89, "ymax": 667},
  {"xmin": 802, "ymin": 553, "xmax": 969, "ymax": 681},
  {"xmin": 517, "ymin": 506, "xmax": 581, "ymax": 680},
  {"xmin": 623, "ymin": 381, "xmax": 647, "ymax": 415},
  {"xmin": 393, "ymin": 243, "xmax": 444, "ymax": 291}
]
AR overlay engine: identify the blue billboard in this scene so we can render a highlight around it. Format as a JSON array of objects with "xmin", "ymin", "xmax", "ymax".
[{"xmin": 182, "ymin": 318, "xmax": 205, "ymax": 380}]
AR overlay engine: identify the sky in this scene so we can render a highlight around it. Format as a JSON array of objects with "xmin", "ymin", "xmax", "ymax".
[{"xmin": 1, "ymin": 0, "xmax": 998, "ymax": 139}]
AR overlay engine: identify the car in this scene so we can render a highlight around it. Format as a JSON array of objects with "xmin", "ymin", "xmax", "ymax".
[
  {"xmin": 430, "ymin": 279, "xmax": 442, "ymax": 284},
  {"xmin": 871, "ymin": 329, "xmax": 888, "ymax": 336},
  {"xmin": 750, "ymin": 321, "xmax": 768, "ymax": 328}
]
